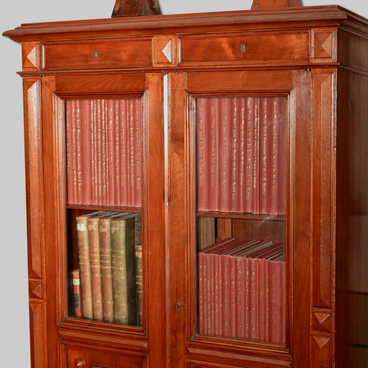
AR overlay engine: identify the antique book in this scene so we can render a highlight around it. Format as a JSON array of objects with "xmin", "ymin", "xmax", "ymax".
[
  {"xmin": 110, "ymin": 213, "xmax": 138, "ymax": 325},
  {"xmin": 72, "ymin": 269, "xmax": 82, "ymax": 318},
  {"xmin": 76, "ymin": 211, "xmax": 106, "ymax": 320},
  {"xmin": 135, "ymin": 214, "xmax": 143, "ymax": 326}
]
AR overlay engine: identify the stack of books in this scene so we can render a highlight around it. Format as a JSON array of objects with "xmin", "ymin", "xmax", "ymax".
[
  {"xmin": 197, "ymin": 96, "xmax": 286, "ymax": 215},
  {"xmin": 66, "ymin": 99, "xmax": 142, "ymax": 207},
  {"xmin": 73, "ymin": 211, "xmax": 142, "ymax": 326},
  {"xmin": 198, "ymin": 237, "xmax": 285, "ymax": 343}
]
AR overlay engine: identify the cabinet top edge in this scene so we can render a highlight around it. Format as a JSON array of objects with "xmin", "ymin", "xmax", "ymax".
[{"xmin": 3, "ymin": 5, "xmax": 360, "ymax": 43}]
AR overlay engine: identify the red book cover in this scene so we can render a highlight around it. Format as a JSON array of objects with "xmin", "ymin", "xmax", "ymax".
[
  {"xmin": 268, "ymin": 97, "xmax": 279, "ymax": 215},
  {"xmin": 230, "ymin": 255, "xmax": 237, "ymax": 337},
  {"xmin": 238, "ymin": 98, "xmax": 246, "ymax": 213},
  {"xmin": 66, "ymin": 101, "xmax": 74, "ymax": 204},
  {"xmin": 245, "ymin": 97, "xmax": 254, "ymax": 213},
  {"xmin": 252, "ymin": 97, "xmax": 260, "ymax": 214},
  {"xmin": 209, "ymin": 98, "xmax": 219, "ymax": 211},
  {"xmin": 219, "ymin": 98, "xmax": 231, "ymax": 212},
  {"xmin": 243, "ymin": 256, "xmax": 251, "ymax": 339},
  {"xmin": 278, "ymin": 98, "xmax": 287, "ymax": 215},
  {"xmin": 135, "ymin": 99, "xmax": 142, "ymax": 207},
  {"xmin": 281, "ymin": 260, "xmax": 286, "ymax": 344},
  {"xmin": 230, "ymin": 98, "xmax": 240, "ymax": 212},
  {"xmin": 107, "ymin": 99, "xmax": 115, "ymax": 206},
  {"xmin": 259, "ymin": 97, "xmax": 268, "ymax": 214},
  {"xmin": 119, "ymin": 99, "xmax": 128, "ymax": 206},
  {"xmin": 197, "ymin": 98, "xmax": 209, "ymax": 211},
  {"xmin": 236, "ymin": 255, "xmax": 245, "ymax": 338},
  {"xmin": 222, "ymin": 253, "xmax": 231, "ymax": 336}
]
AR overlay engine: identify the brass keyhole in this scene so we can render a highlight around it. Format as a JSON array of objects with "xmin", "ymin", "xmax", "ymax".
[
  {"xmin": 240, "ymin": 44, "xmax": 246, "ymax": 53},
  {"xmin": 94, "ymin": 51, "xmax": 98, "ymax": 58},
  {"xmin": 176, "ymin": 302, "xmax": 181, "ymax": 311}
]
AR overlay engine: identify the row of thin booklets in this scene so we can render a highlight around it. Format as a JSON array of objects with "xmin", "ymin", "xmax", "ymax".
[
  {"xmin": 198, "ymin": 237, "xmax": 286, "ymax": 344},
  {"xmin": 197, "ymin": 96, "xmax": 286, "ymax": 215},
  {"xmin": 66, "ymin": 99, "xmax": 142, "ymax": 207},
  {"xmin": 72, "ymin": 211, "xmax": 142, "ymax": 326}
]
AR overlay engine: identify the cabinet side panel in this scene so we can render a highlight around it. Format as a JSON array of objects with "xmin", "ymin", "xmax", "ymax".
[
  {"xmin": 29, "ymin": 302, "xmax": 46, "ymax": 368},
  {"xmin": 336, "ymin": 68, "xmax": 368, "ymax": 368},
  {"xmin": 290, "ymin": 70, "xmax": 312, "ymax": 363},
  {"xmin": 23, "ymin": 78, "xmax": 44, "ymax": 279},
  {"xmin": 145, "ymin": 73, "xmax": 167, "ymax": 368}
]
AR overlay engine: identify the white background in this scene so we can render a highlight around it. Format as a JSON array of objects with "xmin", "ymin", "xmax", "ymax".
[{"xmin": 1, "ymin": 0, "xmax": 367, "ymax": 366}]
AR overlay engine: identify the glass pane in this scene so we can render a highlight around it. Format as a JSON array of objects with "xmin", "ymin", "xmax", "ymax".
[
  {"xmin": 196, "ymin": 96, "xmax": 286, "ymax": 343},
  {"xmin": 66, "ymin": 99, "xmax": 143, "ymax": 326}
]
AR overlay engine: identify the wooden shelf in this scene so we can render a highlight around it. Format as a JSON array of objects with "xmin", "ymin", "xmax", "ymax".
[{"xmin": 197, "ymin": 211, "xmax": 286, "ymax": 221}]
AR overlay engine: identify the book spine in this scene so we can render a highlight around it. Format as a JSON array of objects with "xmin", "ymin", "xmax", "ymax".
[
  {"xmin": 111, "ymin": 217, "xmax": 137, "ymax": 325},
  {"xmin": 269, "ymin": 98, "xmax": 279, "ymax": 215},
  {"xmin": 128, "ymin": 100, "xmax": 135, "ymax": 206},
  {"xmin": 259, "ymin": 98, "xmax": 268, "ymax": 214},
  {"xmin": 281, "ymin": 261, "xmax": 286, "ymax": 344},
  {"xmin": 264, "ymin": 256, "xmax": 270, "ymax": 342},
  {"xmin": 206, "ymin": 253, "xmax": 212, "ymax": 335},
  {"xmin": 120, "ymin": 100, "xmax": 128, "ymax": 206},
  {"xmin": 102, "ymin": 100, "xmax": 108, "ymax": 205},
  {"xmin": 223, "ymin": 254, "xmax": 231, "ymax": 337},
  {"xmin": 197, "ymin": 98, "xmax": 208, "ymax": 211},
  {"xmin": 278, "ymin": 98, "xmax": 286, "ymax": 215},
  {"xmin": 258, "ymin": 258, "xmax": 266, "ymax": 341},
  {"xmin": 230, "ymin": 98, "xmax": 239, "ymax": 212},
  {"xmin": 230, "ymin": 255, "xmax": 237, "ymax": 337},
  {"xmin": 245, "ymin": 97, "xmax": 254, "ymax": 213},
  {"xmin": 250, "ymin": 256, "xmax": 258, "ymax": 339},
  {"xmin": 135, "ymin": 99, "xmax": 142, "ymax": 207},
  {"xmin": 76, "ymin": 216, "xmax": 93, "ymax": 319},
  {"xmin": 210, "ymin": 252, "xmax": 216, "ymax": 336},
  {"xmin": 66, "ymin": 101, "xmax": 74, "ymax": 204},
  {"xmin": 96, "ymin": 100, "xmax": 103, "ymax": 205},
  {"xmin": 88, "ymin": 217, "xmax": 103, "ymax": 321},
  {"xmin": 236, "ymin": 256, "xmax": 245, "ymax": 338},
  {"xmin": 244, "ymin": 257, "xmax": 250, "ymax": 339},
  {"xmin": 91, "ymin": 100, "xmax": 98, "ymax": 204},
  {"xmin": 81, "ymin": 100, "xmax": 92, "ymax": 205},
  {"xmin": 203, "ymin": 252, "xmax": 208, "ymax": 334},
  {"xmin": 99, "ymin": 217, "xmax": 114, "ymax": 322},
  {"xmin": 253, "ymin": 98, "xmax": 260, "ymax": 214},
  {"xmin": 238, "ymin": 98, "xmax": 246, "ymax": 213},
  {"xmin": 114, "ymin": 100, "xmax": 121, "ymax": 205},
  {"xmin": 107, "ymin": 99, "xmax": 115, "ymax": 206},
  {"xmin": 214, "ymin": 252, "xmax": 220, "ymax": 336},
  {"xmin": 135, "ymin": 215, "xmax": 143, "ymax": 326},
  {"xmin": 219, "ymin": 98, "xmax": 231, "ymax": 212},
  {"xmin": 209, "ymin": 98, "xmax": 219, "ymax": 211},
  {"xmin": 72, "ymin": 269, "xmax": 82, "ymax": 318},
  {"xmin": 269, "ymin": 260, "xmax": 282, "ymax": 343},
  {"xmin": 72, "ymin": 100, "xmax": 78, "ymax": 204}
]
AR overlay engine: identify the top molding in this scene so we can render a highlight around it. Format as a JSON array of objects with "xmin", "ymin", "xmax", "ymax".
[{"xmin": 3, "ymin": 6, "xmax": 368, "ymax": 44}]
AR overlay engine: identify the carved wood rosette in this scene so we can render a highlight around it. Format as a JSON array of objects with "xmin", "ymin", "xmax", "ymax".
[{"xmin": 311, "ymin": 69, "xmax": 337, "ymax": 368}]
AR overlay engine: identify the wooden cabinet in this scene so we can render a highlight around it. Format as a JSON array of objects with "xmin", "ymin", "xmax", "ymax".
[{"xmin": 3, "ymin": 2, "xmax": 368, "ymax": 367}]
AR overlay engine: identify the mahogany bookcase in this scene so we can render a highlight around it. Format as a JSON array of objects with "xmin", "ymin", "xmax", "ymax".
[{"xmin": 3, "ymin": 0, "xmax": 368, "ymax": 367}]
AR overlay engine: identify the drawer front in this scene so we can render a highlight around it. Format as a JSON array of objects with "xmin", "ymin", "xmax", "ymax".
[
  {"xmin": 61, "ymin": 343, "xmax": 146, "ymax": 368},
  {"xmin": 42, "ymin": 38, "xmax": 152, "ymax": 70},
  {"xmin": 179, "ymin": 31, "xmax": 309, "ymax": 65}
]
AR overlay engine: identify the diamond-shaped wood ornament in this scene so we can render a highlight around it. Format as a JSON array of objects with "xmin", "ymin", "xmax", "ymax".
[
  {"xmin": 313, "ymin": 312, "xmax": 331, "ymax": 333},
  {"xmin": 22, "ymin": 44, "xmax": 39, "ymax": 70},
  {"xmin": 30, "ymin": 282, "xmax": 43, "ymax": 299},
  {"xmin": 314, "ymin": 32, "xmax": 333, "ymax": 59}
]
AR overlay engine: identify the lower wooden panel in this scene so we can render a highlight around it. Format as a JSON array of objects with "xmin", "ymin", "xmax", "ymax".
[
  {"xmin": 60, "ymin": 341, "xmax": 147, "ymax": 368},
  {"xmin": 188, "ymin": 359, "xmax": 292, "ymax": 368},
  {"xmin": 29, "ymin": 302, "xmax": 46, "ymax": 368}
]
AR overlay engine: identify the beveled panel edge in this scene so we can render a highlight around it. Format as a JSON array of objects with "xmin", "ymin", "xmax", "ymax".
[
  {"xmin": 29, "ymin": 301, "xmax": 46, "ymax": 368},
  {"xmin": 58, "ymin": 326, "xmax": 149, "ymax": 352},
  {"xmin": 23, "ymin": 78, "xmax": 45, "ymax": 280}
]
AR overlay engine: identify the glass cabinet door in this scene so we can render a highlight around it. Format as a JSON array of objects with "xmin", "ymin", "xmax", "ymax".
[
  {"xmin": 195, "ymin": 96, "xmax": 287, "ymax": 344},
  {"xmin": 65, "ymin": 98, "xmax": 143, "ymax": 326}
]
